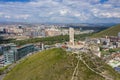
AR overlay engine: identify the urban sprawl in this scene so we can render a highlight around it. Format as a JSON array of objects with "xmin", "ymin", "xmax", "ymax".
[{"xmin": 0, "ymin": 24, "xmax": 120, "ymax": 73}]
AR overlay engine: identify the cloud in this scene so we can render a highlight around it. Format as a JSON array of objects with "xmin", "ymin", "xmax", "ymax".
[
  {"xmin": 59, "ymin": 9, "xmax": 69, "ymax": 16},
  {"xmin": 4, "ymin": 15, "xmax": 11, "ymax": 19},
  {"xmin": 14, "ymin": 14, "xmax": 31, "ymax": 19},
  {"xmin": 105, "ymin": 0, "xmax": 120, "ymax": 6},
  {"xmin": 98, "ymin": 12, "xmax": 120, "ymax": 18},
  {"xmin": 0, "ymin": 12, "xmax": 4, "ymax": 17},
  {"xmin": 92, "ymin": 8, "xmax": 120, "ymax": 18},
  {"xmin": 0, "ymin": 0, "xmax": 120, "ymax": 23}
]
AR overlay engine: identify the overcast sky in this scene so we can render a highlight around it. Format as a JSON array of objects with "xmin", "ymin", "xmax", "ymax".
[{"xmin": 0, "ymin": 0, "xmax": 120, "ymax": 23}]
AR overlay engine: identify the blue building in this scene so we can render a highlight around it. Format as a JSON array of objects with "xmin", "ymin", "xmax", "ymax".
[
  {"xmin": 17, "ymin": 44, "xmax": 34, "ymax": 60},
  {"xmin": 3, "ymin": 43, "xmax": 35, "ymax": 65},
  {"xmin": 114, "ymin": 67, "xmax": 120, "ymax": 73},
  {"xmin": 2, "ymin": 43, "xmax": 17, "ymax": 65}
]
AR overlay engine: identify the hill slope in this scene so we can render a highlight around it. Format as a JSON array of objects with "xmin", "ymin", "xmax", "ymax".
[
  {"xmin": 92, "ymin": 24, "xmax": 120, "ymax": 37},
  {"xmin": 3, "ymin": 48, "xmax": 120, "ymax": 80}
]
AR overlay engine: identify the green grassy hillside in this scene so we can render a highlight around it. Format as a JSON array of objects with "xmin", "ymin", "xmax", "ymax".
[
  {"xmin": 3, "ymin": 48, "xmax": 120, "ymax": 80},
  {"xmin": 92, "ymin": 24, "xmax": 120, "ymax": 37}
]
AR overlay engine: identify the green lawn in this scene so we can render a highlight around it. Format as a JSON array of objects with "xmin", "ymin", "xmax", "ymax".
[
  {"xmin": 3, "ymin": 48, "xmax": 120, "ymax": 80},
  {"xmin": 91, "ymin": 24, "xmax": 120, "ymax": 38}
]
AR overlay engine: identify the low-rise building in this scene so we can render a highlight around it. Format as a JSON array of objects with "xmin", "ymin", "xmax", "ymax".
[{"xmin": 118, "ymin": 32, "xmax": 120, "ymax": 38}]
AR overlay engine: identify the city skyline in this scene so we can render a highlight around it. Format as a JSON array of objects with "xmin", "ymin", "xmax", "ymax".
[{"xmin": 0, "ymin": 0, "xmax": 120, "ymax": 23}]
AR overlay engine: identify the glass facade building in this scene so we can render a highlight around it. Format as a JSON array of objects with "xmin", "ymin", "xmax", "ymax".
[{"xmin": 3, "ymin": 43, "xmax": 34, "ymax": 65}]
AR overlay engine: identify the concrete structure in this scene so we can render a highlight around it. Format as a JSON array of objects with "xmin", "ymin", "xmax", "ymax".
[
  {"xmin": 108, "ymin": 60, "xmax": 120, "ymax": 68},
  {"xmin": 61, "ymin": 29, "xmax": 69, "ymax": 35},
  {"xmin": 14, "ymin": 36, "xmax": 30, "ymax": 40},
  {"xmin": 41, "ymin": 43, "xmax": 44, "ymax": 50},
  {"xmin": 109, "ymin": 36, "xmax": 119, "ymax": 42},
  {"xmin": 90, "ymin": 45, "xmax": 101, "ymax": 57},
  {"xmin": 45, "ymin": 28, "xmax": 61, "ymax": 37},
  {"xmin": 67, "ymin": 28, "xmax": 85, "ymax": 49},
  {"xmin": 69, "ymin": 27, "xmax": 74, "ymax": 45},
  {"xmin": 118, "ymin": 32, "xmax": 120, "ymax": 38},
  {"xmin": 116, "ymin": 42, "xmax": 120, "ymax": 48}
]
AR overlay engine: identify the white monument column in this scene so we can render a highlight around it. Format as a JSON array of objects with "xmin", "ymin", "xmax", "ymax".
[{"xmin": 69, "ymin": 27, "xmax": 74, "ymax": 45}]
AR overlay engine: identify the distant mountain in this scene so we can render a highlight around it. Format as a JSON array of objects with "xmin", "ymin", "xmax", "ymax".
[
  {"xmin": 92, "ymin": 24, "xmax": 120, "ymax": 37},
  {"xmin": 3, "ymin": 48, "xmax": 120, "ymax": 80},
  {"xmin": 0, "ymin": 22, "xmax": 118, "ymax": 27},
  {"xmin": 67, "ymin": 23, "xmax": 118, "ymax": 27}
]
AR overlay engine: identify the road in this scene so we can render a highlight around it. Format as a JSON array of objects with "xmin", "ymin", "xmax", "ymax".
[{"xmin": 0, "ymin": 74, "xmax": 5, "ymax": 80}]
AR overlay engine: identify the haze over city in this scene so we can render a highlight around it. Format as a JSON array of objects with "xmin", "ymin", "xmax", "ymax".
[{"xmin": 0, "ymin": 0, "xmax": 120, "ymax": 23}]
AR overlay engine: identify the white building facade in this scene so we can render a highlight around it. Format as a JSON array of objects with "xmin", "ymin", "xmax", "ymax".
[{"xmin": 69, "ymin": 27, "xmax": 74, "ymax": 45}]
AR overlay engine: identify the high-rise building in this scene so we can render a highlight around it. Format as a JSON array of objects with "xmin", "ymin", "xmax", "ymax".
[
  {"xmin": 3, "ymin": 43, "xmax": 17, "ymax": 65},
  {"xmin": 69, "ymin": 27, "xmax": 74, "ymax": 45}
]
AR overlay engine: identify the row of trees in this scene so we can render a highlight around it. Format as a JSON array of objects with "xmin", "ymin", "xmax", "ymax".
[
  {"xmin": 1, "ymin": 33, "xmax": 92, "ymax": 46},
  {"xmin": 12, "ymin": 35, "xmax": 69, "ymax": 46}
]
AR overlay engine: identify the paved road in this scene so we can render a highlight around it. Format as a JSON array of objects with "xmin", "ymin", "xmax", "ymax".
[{"xmin": 0, "ymin": 74, "xmax": 5, "ymax": 80}]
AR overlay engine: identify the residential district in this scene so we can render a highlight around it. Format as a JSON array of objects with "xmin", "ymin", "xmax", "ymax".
[
  {"xmin": 0, "ymin": 26, "xmax": 120, "ymax": 74},
  {"xmin": 0, "ymin": 24, "xmax": 93, "ymax": 40}
]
